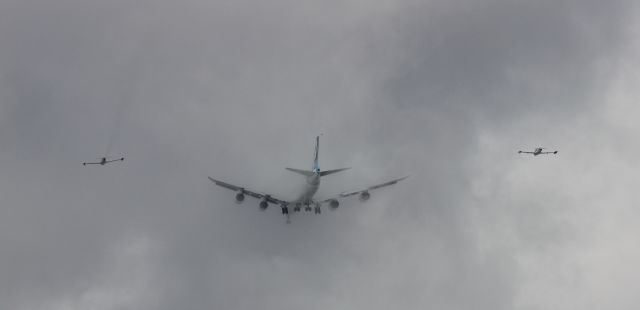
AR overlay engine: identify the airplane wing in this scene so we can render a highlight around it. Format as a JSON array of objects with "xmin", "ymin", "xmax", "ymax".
[
  {"xmin": 339, "ymin": 175, "xmax": 409, "ymax": 198},
  {"xmin": 105, "ymin": 158, "xmax": 124, "ymax": 164},
  {"xmin": 518, "ymin": 151, "xmax": 535, "ymax": 154},
  {"xmin": 82, "ymin": 162, "xmax": 101, "ymax": 165},
  {"xmin": 207, "ymin": 177, "xmax": 288, "ymax": 205},
  {"xmin": 540, "ymin": 151, "xmax": 558, "ymax": 154},
  {"xmin": 317, "ymin": 175, "xmax": 409, "ymax": 205}
]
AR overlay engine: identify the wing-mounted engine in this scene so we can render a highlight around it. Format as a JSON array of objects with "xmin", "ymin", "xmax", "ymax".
[
  {"xmin": 235, "ymin": 189, "xmax": 245, "ymax": 203},
  {"xmin": 329, "ymin": 199, "xmax": 340, "ymax": 210},
  {"xmin": 259, "ymin": 196, "xmax": 270, "ymax": 210},
  {"xmin": 359, "ymin": 191, "xmax": 370, "ymax": 202}
]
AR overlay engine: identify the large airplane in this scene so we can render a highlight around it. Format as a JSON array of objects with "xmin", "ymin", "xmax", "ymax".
[
  {"xmin": 208, "ymin": 136, "xmax": 408, "ymax": 222},
  {"xmin": 83, "ymin": 156, "xmax": 125, "ymax": 166},
  {"xmin": 518, "ymin": 147, "xmax": 558, "ymax": 156}
]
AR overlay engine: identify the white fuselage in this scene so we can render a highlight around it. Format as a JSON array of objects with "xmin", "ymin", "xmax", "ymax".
[
  {"xmin": 533, "ymin": 148, "xmax": 543, "ymax": 155},
  {"xmin": 297, "ymin": 173, "xmax": 320, "ymax": 204}
]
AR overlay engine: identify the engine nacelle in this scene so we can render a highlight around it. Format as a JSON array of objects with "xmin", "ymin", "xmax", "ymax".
[
  {"xmin": 329, "ymin": 199, "xmax": 339, "ymax": 209},
  {"xmin": 359, "ymin": 191, "xmax": 370, "ymax": 202},
  {"xmin": 235, "ymin": 193, "xmax": 245, "ymax": 203},
  {"xmin": 259, "ymin": 200, "xmax": 269, "ymax": 210}
]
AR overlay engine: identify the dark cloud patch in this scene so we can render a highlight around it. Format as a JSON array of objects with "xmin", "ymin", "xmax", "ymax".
[{"xmin": 378, "ymin": 0, "xmax": 630, "ymax": 120}]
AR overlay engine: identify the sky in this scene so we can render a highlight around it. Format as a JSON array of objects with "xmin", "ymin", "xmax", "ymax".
[{"xmin": 1, "ymin": 0, "xmax": 639, "ymax": 309}]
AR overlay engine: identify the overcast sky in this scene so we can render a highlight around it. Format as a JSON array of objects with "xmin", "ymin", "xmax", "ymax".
[{"xmin": 1, "ymin": 0, "xmax": 639, "ymax": 309}]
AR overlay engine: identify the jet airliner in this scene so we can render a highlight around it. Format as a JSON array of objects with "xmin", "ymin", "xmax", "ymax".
[{"xmin": 208, "ymin": 136, "xmax": 408, "ymax": 222}]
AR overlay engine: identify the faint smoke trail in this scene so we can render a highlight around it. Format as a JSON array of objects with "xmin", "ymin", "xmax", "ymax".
[
  {"xmin": 102, "ymin": 40, "xmax": 148, "ymax": 158},
  {"xmin": 103, "ymin": 95, "xmax": 129, "ymax": 157}
]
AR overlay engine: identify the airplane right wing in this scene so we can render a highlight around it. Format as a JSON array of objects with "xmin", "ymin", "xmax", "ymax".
[
  {"xmin": 207, "ymin": 177, "xmax": 288, "ymax": 205},
  {"xmin": 338, "ymin": 175, "xmax": 410, "ymax": 198},
  {"xmin": 315, "ymin": 175, "xmax": 409, "ymax": 207},
  {"xmin": 105, "ymin": 158, "xmax": 124, "ymax": 163}
]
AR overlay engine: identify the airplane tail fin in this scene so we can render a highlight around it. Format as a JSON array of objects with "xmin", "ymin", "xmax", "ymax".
[
  {"xmin": 285, "ymin": 136, "xmax": 349, "ymax": 177},
  {"xmin": 313, "ymin": 135, "xmax": 320, "ymax": 173}
]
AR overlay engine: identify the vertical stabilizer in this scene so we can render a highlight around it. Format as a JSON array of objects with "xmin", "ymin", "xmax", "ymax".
[
  {"xmin": 313, "ymin": 136, "xmax": 320, "ymax": 173},
  {"xmin": 286, "ymin": 135, "xmax": 349, "ymax": 177}
]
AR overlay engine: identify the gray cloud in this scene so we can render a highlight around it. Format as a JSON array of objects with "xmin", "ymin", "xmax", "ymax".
[{"xmin": 1, "ymin": 0, "xmax": 639, "ymax": 309}]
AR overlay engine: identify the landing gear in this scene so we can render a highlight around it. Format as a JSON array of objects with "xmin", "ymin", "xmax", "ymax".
[
  {"xmin": 293, "ymin": 203, "xmax": 301, "ymax": 212},
  {"xmin": 281, "ymin": 205, "xmax": 291, "ymax": 224},
  {"xmin": 304, "ymin": 206, "xmax": 312, "ymax": 212},
  {"xmin": 314, "ymin": 205, "xmax": 321, "ymax": 214}
]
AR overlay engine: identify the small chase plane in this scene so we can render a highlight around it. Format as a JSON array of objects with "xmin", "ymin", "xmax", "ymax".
[
  {"xmin": 208, "ymin": 136, "xmax": 408, "ymax": 223},
  {"xmin": 518, "ymin": 147, "xmax": 558, "ymax": 156},
  {"xmin": 83, "ymin": 156, "xmax": 125, "ymax": 166}
]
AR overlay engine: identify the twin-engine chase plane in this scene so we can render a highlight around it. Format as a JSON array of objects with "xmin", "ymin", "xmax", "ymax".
[
  {"xmin": 208, "ymin": 136, "xmax": 408, "ymax": 223},
  {"xmin": 518, "ymin": 147, "xmax": 558, "ymax": 156},
  {"xmin": 83, "ymin": 156, "xmax": 125, "ymax": 166}
]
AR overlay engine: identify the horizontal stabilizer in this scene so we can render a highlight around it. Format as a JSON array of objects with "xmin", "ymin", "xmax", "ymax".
[
  {"xmin": 286, "ymin": 167, "xmax": 350, "ymax": 177},
  {"xmin": 286, "ymin": 167, "xmax": 315, "ymax": 177},
  {"xmin": 319, "ymin": 167, "xmax": 350, "ymax": 176}
]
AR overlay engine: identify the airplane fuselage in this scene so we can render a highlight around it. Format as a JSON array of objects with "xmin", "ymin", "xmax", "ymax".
[{"xmin": 298, "ymin": 173, "xmax": 320, "ymax": 204}]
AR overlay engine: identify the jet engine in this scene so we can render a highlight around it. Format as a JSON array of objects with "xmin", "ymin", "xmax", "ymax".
[
  {"xmin": 235, "ymin": 192, "xmax": 245, "ymax": 203},
  {"xmin": 359, "ymin": 191, "xmax": 370, "ymax": 201},
  {"xmin": 259, "ymin": 200, "xmax": 269, "ymax": 210},
  {"xmin": 329, "ymin": 199, "xmax": 340, "ymax": 209}
]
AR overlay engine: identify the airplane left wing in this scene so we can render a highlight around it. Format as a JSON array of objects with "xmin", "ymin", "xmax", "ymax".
[{"xmin": 207, "ymin": 177, "xmax": 288, "ymax": 205}]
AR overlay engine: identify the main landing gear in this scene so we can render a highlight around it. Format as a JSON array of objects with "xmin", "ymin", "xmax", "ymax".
[
  {"xmin": 299, "ymin": 203, "xmax": 321, "ymax": 214},
  {"xmin": 281, "ymin": 204, "xmax": 291, "ymax": 224}
]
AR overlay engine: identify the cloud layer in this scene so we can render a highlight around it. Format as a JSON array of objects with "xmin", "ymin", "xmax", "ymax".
[{"xmin": 1, "ymin": 0, "xmax": 639, "ymax": 309}]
